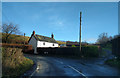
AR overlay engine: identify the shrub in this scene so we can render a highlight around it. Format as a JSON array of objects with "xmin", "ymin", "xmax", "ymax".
[
  {"xmin": 72, "ymin": 45, "xmax": 76, "ymax": 47},
  {"xmin": 82, "ymin": 45, "xmax": 99, "ymax": 57}
]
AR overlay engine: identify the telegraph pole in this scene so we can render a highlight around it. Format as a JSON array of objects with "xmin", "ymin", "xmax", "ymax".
[
  {"xmin": 79, "ymin": 12, "xmax": 82, "ymax": 52},
  {"xmin": 24, "ymin": 33, "xmax": 25, "ymax": 45}
]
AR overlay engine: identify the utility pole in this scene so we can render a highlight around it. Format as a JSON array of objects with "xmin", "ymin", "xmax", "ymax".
[
  {"xmin": 24, "ymin": 33, "xmax": 25, "ymax": 45},
  {"xmin": 79, "ymin": 12, "xmax": 82, "ymax": 52}
]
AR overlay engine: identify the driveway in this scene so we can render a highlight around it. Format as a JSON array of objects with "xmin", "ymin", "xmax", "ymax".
[{"xmin": 23, "ymin": 54, "xmax": 120, "ymax": 77}]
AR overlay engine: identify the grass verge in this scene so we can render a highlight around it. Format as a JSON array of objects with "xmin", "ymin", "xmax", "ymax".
[{"xmin": 105, "ymin": 58, "xmax": 120, "ymax": 69}]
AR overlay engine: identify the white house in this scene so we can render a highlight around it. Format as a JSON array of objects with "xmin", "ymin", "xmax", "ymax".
[{"xmin": 28, "ymin": 31, "xmax": 59, "ymax": 54}]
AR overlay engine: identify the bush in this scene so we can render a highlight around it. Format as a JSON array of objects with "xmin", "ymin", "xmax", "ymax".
[
  {"xmin": 72, "ymin": 45, "xmax": 76, "ymax": 47},
  {"xmin": 2, "ymin": 47, "xmax": 34, "ymax": 77},
  {"xmin": 82, "ymin": 45, "xmax": 99, "ymax": 57}
]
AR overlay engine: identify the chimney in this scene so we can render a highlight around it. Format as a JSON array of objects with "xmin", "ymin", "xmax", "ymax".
[
  {"xmin": 32, "ymin": 31, "xmax": 35, "ymax": 36},
  {"xmin": 51, "ymin": 33, "xmax": 54, "ymax": 38}
]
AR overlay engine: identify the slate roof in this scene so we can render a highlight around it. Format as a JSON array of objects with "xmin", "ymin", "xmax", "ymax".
[{"xmin": 34, "ymin": 34, "xmax": 58, "ymax": 43}]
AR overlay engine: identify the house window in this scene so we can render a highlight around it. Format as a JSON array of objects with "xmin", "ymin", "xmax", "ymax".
[
  {"xmin": 53, "ymin": 44, "xmax": 54, "ymax": 46},
  {"xmin": 43, "ymin": 42, "xmax": 45, "ymax": 45}
]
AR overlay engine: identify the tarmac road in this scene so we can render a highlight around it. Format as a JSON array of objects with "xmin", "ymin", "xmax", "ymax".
[{"xmin": 23, "ymin": 54, "xmax": 120, "ymax": 78}]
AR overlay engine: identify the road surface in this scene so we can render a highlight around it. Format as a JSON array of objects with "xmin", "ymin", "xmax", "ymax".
[{"xmin": 23, "ymin": 54, "xmax": 120, "ymax": 77}]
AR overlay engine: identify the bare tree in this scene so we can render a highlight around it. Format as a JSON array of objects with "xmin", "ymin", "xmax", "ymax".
[
  {"xmin": 109, "ymin": 36, "xmax": 113, "ymax": 41},
  {"xmin": 97, "ymin": 32, "xmax": 109, "ymax": 44},
  {"xmin": 2, "ymin": 23, "xmax": 20, "ymax": 43}
]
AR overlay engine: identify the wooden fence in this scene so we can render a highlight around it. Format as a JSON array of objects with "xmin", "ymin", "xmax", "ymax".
[
  {"xmin": 112, "ymin": 36, "xmax": 120, "ymax": 56},
  {"xmin": 37, "ymin": 45, "xmax": 99, "ymax": 57},
  {"xmin": 37, "ymin": 47, "xmax": 80, "ymax": 56}
]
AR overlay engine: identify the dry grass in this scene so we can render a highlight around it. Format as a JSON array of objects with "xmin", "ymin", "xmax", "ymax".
[
  {"xmin": 2, "ymin": 47, "xmax": 33, "ymax": 77},
  {"xmin": 1, "ymin": 33, "xmax": 30, "ymax": 44},
  {"xmin": 56, "ymin": 41, "xmax": 66, "ymax": 45}
]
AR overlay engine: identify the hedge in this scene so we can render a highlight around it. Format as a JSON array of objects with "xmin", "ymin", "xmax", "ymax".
[
  {"xmin": 0, "ymin": 43, "xmax": 33, "ymax": 53},
  {"xmin": 81, "ymin": 45, "xmax": 99, "ymax": 57},
  {"xmin": 112, "ymin": 36, "xmax": 120, "ymax": 57},
  {"xmin": 37, "ymin": 45, "xmax": 100, "ymax": 57}
]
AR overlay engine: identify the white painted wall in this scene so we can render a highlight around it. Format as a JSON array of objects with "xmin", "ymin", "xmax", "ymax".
[
  {"xmin": 37, "ymin": 41, "xmax": 59, "ymax": 47},
  {"xmin": 28, "ymin": 36, "xmax": 38, "ymax": 54},
  {"xmin": 29, "ymin": 35, "xmax": 59, "ymax": 54}
]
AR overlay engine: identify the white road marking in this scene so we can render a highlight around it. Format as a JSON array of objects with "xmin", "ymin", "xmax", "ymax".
[
  {"xmin": 37, "ymin": 67, "xmax": 39, "ymax": 70},
  {"xmin": 29, "ymin": 59, "xmax": 87, "ymax": 78},
  {"xmin": 29, "ymin": 64, "xmax": 40, "ymax": 78},
  {"xmin": 68, "ymin": 65, "xmax": 87, "ymax": 78},
  {"xmin": 55, "ymin": 59, "xmax": 87, "ymax": 78},
  {"xmin": 55, "ymin": 60, "xmax": 63, "ymax": 64},
  {"xmin": 29, "ymin": 69, "xmax": 36, "ymax": 78}
]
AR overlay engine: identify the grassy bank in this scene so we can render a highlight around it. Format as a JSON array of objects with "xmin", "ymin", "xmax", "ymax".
[
  {"xmin": 105, "ymin": 58, "xmax": 120, "ymax": 69},
  {"xmin": 1, "ymin": 33, "xmax": 30, "ymax": 44},
  {"xmin": 2, "ymin": 47, "xmax": 33, "ymax": 77}
]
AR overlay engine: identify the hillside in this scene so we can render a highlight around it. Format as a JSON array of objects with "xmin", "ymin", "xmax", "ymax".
[
  {"xmin": 1, "ymin": 33, "xmax": 30, "ymax": 44},
  {"xmin": 1, "ymin": 33, "xmax": 66, "ymax": 45}
]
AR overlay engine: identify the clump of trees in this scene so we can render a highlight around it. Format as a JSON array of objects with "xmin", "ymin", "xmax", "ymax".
[{"xmin": 96, "ymin": 32, "xmax": 112, "ymax": 44}]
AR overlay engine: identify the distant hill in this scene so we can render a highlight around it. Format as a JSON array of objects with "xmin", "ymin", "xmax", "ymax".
[{"xmin": 56, "ymin": 40, "xmax": 66, "ymax": 45}]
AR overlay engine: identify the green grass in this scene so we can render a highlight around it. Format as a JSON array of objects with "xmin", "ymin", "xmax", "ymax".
[
  {"xmin": 105, "ymin": 58, "xmax": 120, "ymax": 69},
  {"xmin": 102, "ymin": 43, "xmax": 112, "ymax": 51},
  {"xmin": 72, "ymin": 45, "xmax": 76, "ymax": 47},
  {"xmin": 100, "ymin": 51, "xmax": 107, "ymax": 56},
  {"xmin": 2, "ymin": 47, "xmax": 34, "ymax": 77}
]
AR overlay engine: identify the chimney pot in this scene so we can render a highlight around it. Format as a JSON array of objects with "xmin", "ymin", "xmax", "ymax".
[
  {"xmin": 51, "ymin": 33, "xmax": 54, "ymax": 38},
  {"xmin": 33, "ymin": 31, "xmax": 35, "ymax": 35}
]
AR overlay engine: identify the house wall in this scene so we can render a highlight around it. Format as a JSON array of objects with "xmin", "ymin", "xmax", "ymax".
[
  {"xmin": 28, "ymin": 36, "xmax": 38, "ymax": 54},
  {"xmin": 37, "ymin": 41, "xmax": 58, "ymax": 47}
]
